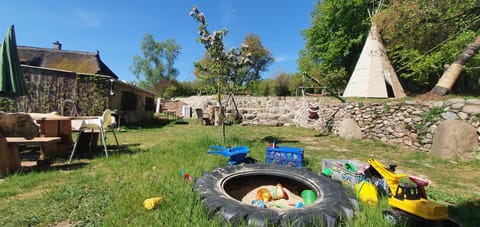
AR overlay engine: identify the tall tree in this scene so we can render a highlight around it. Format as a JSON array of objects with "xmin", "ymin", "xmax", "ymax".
[
  {"xmin": 299, "ymin": 0, "xmax": 370, "ymax": 89},
  {"xmin": 240, "ymin": 34, "xmax": 274, "ymax": 89},
  {"xmin": 376, "ymin": 0, "xmax": 479, "ymax": 91},
  {"xmin": 131, "ymin": 35, "xmax": 181, "ymax": 97}
]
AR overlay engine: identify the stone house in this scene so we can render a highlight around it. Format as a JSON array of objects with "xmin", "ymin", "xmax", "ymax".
[{"xmin": 11, "ymin": 41, "xmax": 154, "ymax": 123}]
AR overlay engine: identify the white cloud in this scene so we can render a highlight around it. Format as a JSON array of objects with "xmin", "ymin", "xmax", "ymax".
[
  {"xmin": 219, "ymin": 1, "xmax": 235, "ymax": 27},
  {"xmin": 74, "ymin": 10, "xmax": 103, "ymax": 28},
  {"xmin": 275, "ymin": 54, "xmax": 295, "ymax": 63}
]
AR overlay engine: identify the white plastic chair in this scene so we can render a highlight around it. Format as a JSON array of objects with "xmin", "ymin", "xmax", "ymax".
[{"xmin": 69, "ymin": 109, "xmax": 119, "ymax": 163}]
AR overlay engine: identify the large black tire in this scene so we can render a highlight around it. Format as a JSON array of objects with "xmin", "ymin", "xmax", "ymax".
[{"xmin": 194, "ymin": 163, "xmax": 358, "ymax": 227}]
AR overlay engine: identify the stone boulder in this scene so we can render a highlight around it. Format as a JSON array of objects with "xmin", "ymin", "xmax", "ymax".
[
  {"xmin": 337, "ymin": 118, "xmax": 363, "ymax": 140},
  {"xmin": 431, "ymin": 120, "xmax": 478, "ymax": 160}
]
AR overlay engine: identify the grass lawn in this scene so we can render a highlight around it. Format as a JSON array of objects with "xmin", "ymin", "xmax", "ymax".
[{"xmin": 0, "ymin": 120, "xmax": 478, "ymax": 226}]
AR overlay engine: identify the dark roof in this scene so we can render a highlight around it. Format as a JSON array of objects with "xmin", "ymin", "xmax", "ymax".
[{"xmin": 17, "ymin": 46, "xmax": 118, "ymax": 79}]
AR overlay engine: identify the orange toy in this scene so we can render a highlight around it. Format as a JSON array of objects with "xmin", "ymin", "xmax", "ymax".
[{"xmin": 256, "ymin": 188, "xmax": 272, "ymax": 202}]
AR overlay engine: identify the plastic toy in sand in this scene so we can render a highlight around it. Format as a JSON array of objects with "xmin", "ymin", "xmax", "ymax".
[
  {"xmin": 270, "ymin": 183, "xmax": 288, "ymax": 200},
  {"xmin": 256, "ymin": 188, "xmax": 272, "ymax": 202},
  {"xmin": 289, "ymin": 202, "xmax": 304, "ymax": 208},
  {"xmin": 301, "ymin": 190, "xmax": 317, "ymax": 206},
  {"xmin": 251, "ymin": 200, "xmax": 266, "ymax": 208}
]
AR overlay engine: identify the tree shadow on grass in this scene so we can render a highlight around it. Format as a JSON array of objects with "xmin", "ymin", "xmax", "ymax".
[
  {"xmin": 446, "ymin": 199, "xmax": 480, "ymax": 227},
  {"xmin": 15, "ymin": 143, "xmax": 144, "ymax": 175}
]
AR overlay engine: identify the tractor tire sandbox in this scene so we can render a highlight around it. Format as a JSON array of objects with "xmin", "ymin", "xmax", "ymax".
[{"xmin": 194, "ymin": 163, "xmax": 358, "ymax": 226}]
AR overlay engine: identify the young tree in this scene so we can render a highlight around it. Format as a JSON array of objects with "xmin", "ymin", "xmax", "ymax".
[
  {"xmin": 130, "ymin": 34, "xmax": 181, "ymax": 98},
  {"xmin": 193, "ymin": 33, "xmax": 272, "ymax": 93},
  {"xmin": 190, "ymin": 6, "xmax": 253, "ymax": 143}
]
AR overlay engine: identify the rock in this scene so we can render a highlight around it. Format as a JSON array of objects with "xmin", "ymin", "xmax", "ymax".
[
  {"xmin": 441, "ymin": 111, "xmax": 458, "ymax": 120},
  {"xmin": 431, "ymin": 120, "xmax": 478, "ymax": 160},
  {"xmin": 451, "ymin": 102, "xmax": 465, "ymax": 109},
  {"xmin": 243, "ymin": 114, "xmax": 256, "ymax": 120},
  {"xmin": 390, "ymin": 138, "xmax": 403, "ymax": 144},
  {"xmin": 337, "ymin": 118, "xmax": 363, "ymax": 140},
  {"xmin": 462, "ymin": 105, "xmax": 480, "ymax": 115},
  {"xmin": 421, "ymin": 138, "xmax": 433, "ymax": 144},
  {"xmin": 466, "ymin": 99, "xmax": 480, "ymax": 105},
  {"xmin": 457, "ymin": 112, "xmax": 469, "ymax": 120},
  {"xmin": 431, "ymin": 101, "xmax": 445, "ymax": 108},
  {"xmin": 413, "ymin": 116, "xmax": 423, "ymax": 122},
  {"xmin": 411, "ymin": 110, "xmax": 423, "ymax": 115},
  {"xmin": 447, "ymin": 98, "xmax": 465, "ymax": 104},
  {"xmin": 404, "ymin": 100, "xmax": 417, "ymax": 105}
]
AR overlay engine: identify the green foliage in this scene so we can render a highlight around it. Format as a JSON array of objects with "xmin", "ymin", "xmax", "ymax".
[
  {"xmin": 376, "ymin": 0, "xmax": 480, "ymax": 89},
  {"xmin": 0, "ymin": 97, "xmax": 16, "ymax": 112},
  {"xmin": 416, "ymin": 107, "xmax": 444, "ymax": 139},
  {"xmin": 131, "ymin": 35, "xmax": 181, "ymax": 97},
  {"xmin": 300, "ymin": 0, "xmax": 480, "ymax": 93},
  {"xmin": 0, "ymin": 71, "xmax": 109, "ymax": 115},
  {"xmin": 273, "ymin": 72, "xmax": 292, "ymax": 96},
  {"xmin": 240, "ymin": 34, "xmax": 275, "ymax": 89},
  {"xmin": 251, "ymin": 78, "xmax": 274, "ymax": 96},
  {"xmin": 299, "ymin": 0, "xmax": 370, "ymax": 90},
  {"xmin": 76, "ymin": 76, "xmax": 110, "ymax": 115}
]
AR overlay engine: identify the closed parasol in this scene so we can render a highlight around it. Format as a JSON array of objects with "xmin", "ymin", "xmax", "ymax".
[{"xmin": 0, "ymin": 25, "xmax": 27, "ymax": 97}]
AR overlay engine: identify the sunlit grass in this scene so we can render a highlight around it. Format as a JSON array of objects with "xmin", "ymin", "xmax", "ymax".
[{"xmin": 0, "ymin": 120, "xmax": 477, "ymax": 226}]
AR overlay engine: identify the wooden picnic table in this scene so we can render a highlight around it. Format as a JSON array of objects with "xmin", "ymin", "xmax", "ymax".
[{"xmin": 28, "ymin": 113, "xmax": 73, "ymax": 159}]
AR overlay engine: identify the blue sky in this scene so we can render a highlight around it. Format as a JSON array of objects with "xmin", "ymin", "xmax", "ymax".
[{"xmin": 1, "ymin": 1, "xmax": 316, "ymax": 82}]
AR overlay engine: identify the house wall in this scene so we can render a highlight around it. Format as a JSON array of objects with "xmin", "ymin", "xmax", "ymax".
[
  {"xmin": 109, "ymin": 81, "xmax": 155, "ymax": 123},
  {"xmin": 0, "ymin": 66, "xmax": 154, "ymax": 123}
]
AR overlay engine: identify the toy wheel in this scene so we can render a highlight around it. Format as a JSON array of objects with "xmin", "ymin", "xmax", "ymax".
[
  {"xmin": 244, "ymin": 157, "xmax": 257, "ymax": 164},
  {"xmin": 382, "ymin": 209, "xmax": 401, "ymax": 224},
  {"xmin": 194, "ymin": 163, "xmax": 358, "ymax": 226}
]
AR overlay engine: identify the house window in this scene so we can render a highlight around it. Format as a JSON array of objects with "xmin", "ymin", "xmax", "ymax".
[
  {"xmin": 145, "ymin": 97, "xmax": 155, "ymax": 111},
  {"xmin": 121, "ymin": 91, "xmax": 137, "ymax": 111}
]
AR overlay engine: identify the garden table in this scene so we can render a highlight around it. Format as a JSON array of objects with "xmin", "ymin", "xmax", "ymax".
[{"xmin": 28, "ymin": 113, "xmax": 73, "ymax": 160}]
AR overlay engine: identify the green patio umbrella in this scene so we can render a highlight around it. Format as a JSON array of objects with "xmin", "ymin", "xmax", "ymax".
[{"xmin": 0, "ymin": 25, "xmax": 27, "ymax": 97}]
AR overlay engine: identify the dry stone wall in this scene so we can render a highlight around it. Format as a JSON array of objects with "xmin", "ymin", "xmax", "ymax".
[{"xmin": 178, "ymin": 96, "xmax": 480, "ymax": 152}]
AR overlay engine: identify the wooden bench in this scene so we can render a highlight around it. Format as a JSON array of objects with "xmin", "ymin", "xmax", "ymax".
[{"xmin": 0, "ymin": 137, "xmax": 61, "ymax": 176}]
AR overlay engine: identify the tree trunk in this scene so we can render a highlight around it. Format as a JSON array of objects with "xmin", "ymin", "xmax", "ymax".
[{"xmin": 431, "ymin": 35, "xmax": 480, "ymax": 96}]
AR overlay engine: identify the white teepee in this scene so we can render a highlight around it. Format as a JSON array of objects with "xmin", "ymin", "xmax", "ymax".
[{"xmin": 343, "ymin": 21, "xmax": 406, "ymax": 98}]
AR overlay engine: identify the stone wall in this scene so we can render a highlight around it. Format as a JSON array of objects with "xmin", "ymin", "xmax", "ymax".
[{"xmin": 178, "ymin": 96, "xmax": 480, "ymax": 151}]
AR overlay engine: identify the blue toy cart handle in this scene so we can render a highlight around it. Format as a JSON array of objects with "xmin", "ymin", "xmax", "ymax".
[
  {"xmin": 207, "ymin": 146, "xmax": 250, "ymax": 165},
  {"xmin": 207, "ymin": 146, "xmax": 249, "ymax": 157}
]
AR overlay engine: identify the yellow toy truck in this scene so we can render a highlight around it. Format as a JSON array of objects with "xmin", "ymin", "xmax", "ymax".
[{"xmin": 367, "ymin": 159, "xmax": 459, "ymax": 226}]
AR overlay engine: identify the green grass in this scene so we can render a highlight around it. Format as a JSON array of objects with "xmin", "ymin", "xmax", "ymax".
[{"xmin": 0, "ymin": 120, "xmax": 478, "ymax": 226}]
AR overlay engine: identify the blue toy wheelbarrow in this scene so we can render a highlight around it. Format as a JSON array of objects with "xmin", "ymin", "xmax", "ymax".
[{"xmin": 207, "ymin": 145, "xmax": 256, "ymax": 165}]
